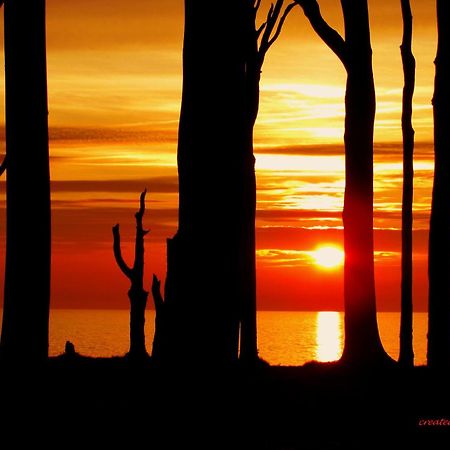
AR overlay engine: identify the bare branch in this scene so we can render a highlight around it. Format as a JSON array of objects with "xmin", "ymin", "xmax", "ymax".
[
  {"xmin": 112, "ymin": 224, "xmax": 133, "ymax": 279},
  {"xmin": 258, "ymin": 0, "xmax": 295, "ymax": 64},
  {"xmin": 151, "ymin": 274, "xmax": 164, "ymax": 313},
  {"xmin": 257, "ymin": 22, "xmax": 267, "ymax": 39},
  {"xmin": 135, "ymin": 188, "xmax": 147, "ymax": 221},
  {"xmin": 259, "ymin": 1, "xmax": 283, "ymax": 56},
  {"xmin": 267, "ymin": 2, "xmax": 296, "ymax": 48},
  {"xmin": 0, "ymin": 155, "xmax": 6, "ymax": 177},
  {"xmin": 295, "ymin": 0, "xmax": 347, "ymax": 66}
]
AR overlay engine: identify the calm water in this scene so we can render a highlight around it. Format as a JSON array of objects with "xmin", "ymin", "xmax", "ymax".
[
  {"xmin": 0, "ymin": 309, "xmax": 428, "ymax": 365},
  {"xmin": 32, "ymin": 310, "xmax": 426, "ymax": 366}
]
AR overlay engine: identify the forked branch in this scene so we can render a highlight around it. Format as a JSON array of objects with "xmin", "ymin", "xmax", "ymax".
[
  {"xmin": 112, "ymin": 189, "xmax": 149, "ymax": 282},
  {"xmin": 112, "ymin": 224, "xmax": 133, "ymax": 279},
  {"xmin": 295, "ymin": 0, "xmax": 347, "ymax": 67},
  {"xmin": 257, "ymin": 0, "xmax": 296, "ymax": 64}
]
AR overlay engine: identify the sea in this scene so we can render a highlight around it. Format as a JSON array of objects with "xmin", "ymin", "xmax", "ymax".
[
  {"xmin": 9, "ymin": 310, "xmax": 426, "ymax": 366},
  {"xmin": 0, "ymin": 309, "xmax": 428, "ymax": 365}
]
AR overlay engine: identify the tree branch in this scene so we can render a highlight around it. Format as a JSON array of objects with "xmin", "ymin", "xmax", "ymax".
[
  {"xmin": 257, "ymin": 0, "xmax": 295, "ymax": 66},
  {"xmin": 0, "ymin": 155, "xmax": 6, "ymax": 177},
  {"xmin": 135, "ymin": 188, "xmax": 147, "ymax": 222},
  {"xmin": 256, "ymin": 22, "xmax": 267, "ymax": 40},
  {"xmin": 295, "ymin": 0, "xmax": 347, "ymax": 66},
  {"xmin": 267, "ymin": 2, "xmax": 296, "ymax": 48},
  {"xmin": 259, "ymin": 0, "xmax": 283, "ymax": 57},
  {"xmin": 134, "ymin": 189, "xmax": 149, "ymax": 282},
  {"xmin": 151, "ymin": 274, "xmax": 164, "ymax": 313},
  {"xmin": 112, "ymin": 224, "xmax": 133, "ymax": 279}
]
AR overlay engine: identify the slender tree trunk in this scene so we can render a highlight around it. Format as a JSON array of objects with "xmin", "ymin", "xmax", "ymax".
[
  {"xmin": 239, "ymin": 3, "xmax": 260, "ymax": 363},
  {"xmin": 238, "ymin": 141, "xmax": 258, "ymax": 362},
  {"xmin": 399, "ymin": 0, "xmax": 415, "ymax": 367},
  {"xmin": 340, "ymin": 0, "xmax": 389, "ymax": 365},
  {"xmin": 0, "ymin": 0, "xmax": 51, "ymax": 362},
  {"xmin": 428, "ymin": 0, "xmax": 450, "ymax": 368}
]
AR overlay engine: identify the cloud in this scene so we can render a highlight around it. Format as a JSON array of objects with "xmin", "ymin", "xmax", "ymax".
[
  {"xmin": 255, "ymin": 141, "xmax": 434, "ymax": 157},
  {"xmin": 51, "ymin": 177, "xmax": 178, "ymax": 194},
  {"xmin": 0, "ymin": 177, "xmax": 179, "ymax": 195},
  {"xmin": 49, "ymin": 127, "xmax": 178, "ymax": 144}
]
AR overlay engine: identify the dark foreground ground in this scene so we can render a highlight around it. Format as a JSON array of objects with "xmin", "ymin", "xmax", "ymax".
[{"xmin": 1, "ymin": 356, "xmax": 449, "ymax": 449}]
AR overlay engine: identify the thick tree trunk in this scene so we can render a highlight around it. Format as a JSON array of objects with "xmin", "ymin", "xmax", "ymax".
[
  {"xmin": 0, "ymin": 0, "xmax": 51, "ymax": 362},
  {"xmin": 340, "ymin": 0, "xmax": 390, "ymax": 365},
  {"xmin": 161, "ymin": 0, "xmax": 248, "ymax": 364},
  {"xmin": 399, "ymin": 0, "xmax": 415, "ymax": 367},
  {"xmin": 428, "ymin": 0, "xmax": 450, "ymax": 368}
]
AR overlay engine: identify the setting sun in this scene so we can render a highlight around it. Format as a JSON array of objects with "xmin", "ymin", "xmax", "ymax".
[{"xmin": 312, "ymin": 246, "xmax": 344, "ymax": 269}]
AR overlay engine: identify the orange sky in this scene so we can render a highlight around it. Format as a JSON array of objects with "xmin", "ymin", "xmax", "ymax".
[{"xmin": 0, "ymin": 0, "xmax": 439, "ymax": 311}]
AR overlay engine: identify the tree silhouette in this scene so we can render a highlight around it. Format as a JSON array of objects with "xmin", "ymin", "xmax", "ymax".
[
  {"xmin": 158, "ymin": 0, "xmax": 253, "ymax": 364},
  {"xmin": 150, "ymin": 274, "xmax": 168, "ymax": 362},
  {"xmin": 112, "ymin": 190, "xmax": 149, "ymax": 359},
  {"xmin": 399, "ymin": 0, "xmax": 415, "ymax": 367},
  {"xmin": 0, "ymin": 0, "xmax": 51, "ymax": 362},
  {"xmin": 239, "ymin": 0, "xmax": 294, "ymax": 363},
  {"xmin": 428, "ymin": 0, "xmax": 450, "ymax": 368},
  {"xmin": 295, "ymin": 0, "xmax": 390, "ymax": 365}
]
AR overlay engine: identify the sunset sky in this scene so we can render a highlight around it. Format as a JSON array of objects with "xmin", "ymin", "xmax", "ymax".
[{"xmin": 0, "ymin": 0, "xmax": 438, "ymax": 311}]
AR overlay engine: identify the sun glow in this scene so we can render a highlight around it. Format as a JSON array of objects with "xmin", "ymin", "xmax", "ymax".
[
  {"xmin": 316, "ymin": 312, "xmax": 343, "ymax": 362},
  {"xmin": 312, "ymin": 245, "xmax": 344, "ymax": 269}
]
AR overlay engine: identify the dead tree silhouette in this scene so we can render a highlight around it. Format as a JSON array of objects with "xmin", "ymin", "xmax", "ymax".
[
  {"xmin": 112, "ymin": 190, "xmax": 150, "ymax": 359},
  {"xmin": 428, "ymin": 0, "xmax": 450, "ymax": 368},
  {"xmin": 295, "ymin": 0, "xmax": 391, "ymax": 365},
  {"xmin": 399, "ymin": 0, "xmax": 415, "ymax": 368},
  {"xmin": 0, "ymin": 0, "xmax": 51, "ymax": 363}
]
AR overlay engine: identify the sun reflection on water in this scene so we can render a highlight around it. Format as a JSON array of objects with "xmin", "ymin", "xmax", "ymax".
[{"xmin": 316, "ymin": 311, "xmax": 343, "ymax": 362}]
